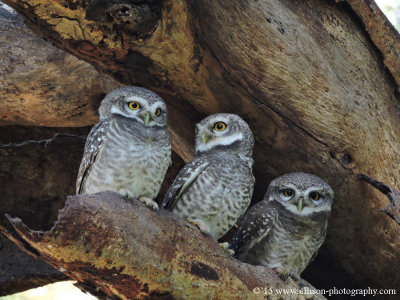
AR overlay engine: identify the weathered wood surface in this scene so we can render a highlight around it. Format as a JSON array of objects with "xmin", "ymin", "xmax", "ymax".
[
  {"xmin": 1, "ymin": 0, "xmax": 400, "ymax": 294},
  {"xmin": 0, "ymin": 1, "xmax": 120, "ymax": 127},
  {"xmin": 0, "ymin": 236, "xmax": 67, "ymax": 296},
  {"xmin": 359, "ymin": 173, "xmax": 400, "ymax": 225},
  {"xmin": 340, "ymin": 0, "xmax": 400, "ymax": 87},
  {"xmin": 0, "ymin": 126, "xmax": 187, "ymax": 295},
  {"xmin": 3, "ymin": 192, "xmax": 325, "ymax": 300},
  {"xmin": 0, "ymin": 129, "xmax": 86, "ymax": 295}
]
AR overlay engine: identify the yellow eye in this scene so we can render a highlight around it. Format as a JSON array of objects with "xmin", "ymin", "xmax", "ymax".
[
  {"xmin": 213, "ymin": 121, "xmax": 227, "ymax": 131},
  {"xmin": 128, "ymin": 101, "xmax": 140, "ymax": 110},
  {"xmin": 155, "ymin": 108, "xmax": 161, "ymax": 116},
  {"xmin": 282, "ymin": 189, "xmax": 294, "ymax": 198},
  {"xmin": 310, "ymin": 192, "xmax": 320, "ymax": 201}
]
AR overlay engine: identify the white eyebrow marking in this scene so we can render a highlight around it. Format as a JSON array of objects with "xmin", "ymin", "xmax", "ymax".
[{"xmin": 196, "ymin": 132, "xmax": 243, "ymax": 152}]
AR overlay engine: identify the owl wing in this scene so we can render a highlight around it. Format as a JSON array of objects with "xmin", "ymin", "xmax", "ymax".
[
  {"xmin": 230, "ymin": 200, "xmax": 277, "ymax": 256},
  {"xmin": 76, "ymin": 119, "xmax": 110, "ymax": 194},
  {"xmin": 162, "ymin": 156, "xmax": 209, "ymax": 210},
  {"xmin": 308, "ymin": 222, "xmax": 328, "ymax": 265}
]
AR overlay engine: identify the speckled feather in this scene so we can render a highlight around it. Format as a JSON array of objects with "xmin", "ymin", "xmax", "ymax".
[
  {"xmin": 162, "ymin": 114, "xmax": 255, "ymax": 239},
  {"xmin": 162, "ymin": 156, "xmax": 210, "ymax": 210},
  {"xmin": 76, "ymin": 119, "xmax": 110, "ymax": 193},
  {"xmin": 76, "ymin": 86, "xmax": 171, "ymax": 199},
  {"xmin": 231, "ymin": 172, "xmax": 333, "ymax": 277},
  {"xmin": 230, "ymin": 200, "xmax": 277, "ymax": 257}
]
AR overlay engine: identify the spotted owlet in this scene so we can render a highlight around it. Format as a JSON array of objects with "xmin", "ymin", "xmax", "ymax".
[
  {"xmin": 162, "ymin": 113, "xmax": 255, "ymax": 241},
  {"xmin": 230, "ymin": 172, "xmax": 334, "ymax": 280},
  {"xmin": 76, "ymin": 86, "xmax": 171, "ymax": 209}
]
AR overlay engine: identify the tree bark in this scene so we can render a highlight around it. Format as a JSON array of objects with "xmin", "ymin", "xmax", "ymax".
[
  {"xmin": 0, "ymin": 1, "xmax": 120, "ymax": 127},
  {"xmin": 2, "ymin": 0, "xmax": 400, "ymax": 296},
  {"xmin": 0, "ymin": 126, "xmax": 186, "ymax": 295},
  {"xmin": 2, "ymin": 192, "xmax": 325, "ymax": 300},
  {"xmin": 0, "ymin": 236, "xmax": 67, "ymax": 296},
  {"xmin": 0, "ymin": 129, "xmax": 86, "ymax": 295},
  {"xmin": 359, "ymin": 173, "xmax": 400, "ymax": 225}
]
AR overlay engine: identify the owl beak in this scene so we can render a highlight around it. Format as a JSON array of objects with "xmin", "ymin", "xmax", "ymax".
[
  {"xmin": 143, "ymin": 112, "xmax": 151, "ymax": 125},
  {"xmin": 201, "ymin": 132, "xmax": 210, "ymax": 144},
  {"xmin": 297, "ymin": 198, "xmax": 303, "ymax": 212}
]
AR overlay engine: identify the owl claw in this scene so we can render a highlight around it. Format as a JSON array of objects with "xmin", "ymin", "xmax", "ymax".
[
  {"xmin": 273, "ymin": 267, "xmax": 299, "ymax": 281},
  {"xmin": 187, "ymin": 218, "xmax": 211, "ymax": 237},
  {"xmin": 218, "ymin": 242, "xmax": 235, "ymax": 256},
  {"xmin": 139, "ymin": 196, "xmax": 159, "ymax": 211}
]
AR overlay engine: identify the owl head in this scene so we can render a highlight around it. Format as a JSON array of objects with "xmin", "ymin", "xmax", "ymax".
[
  {"xmin": 194, "ymin": 113, "xmax": 254, "ymax": 156},
  {"xmin": 266, "ymin": 172, "xmax": 334, "ymax": 215},
  {"xmin": 98, "ymin": 86, "xmax": 168, "ymax": 127}
]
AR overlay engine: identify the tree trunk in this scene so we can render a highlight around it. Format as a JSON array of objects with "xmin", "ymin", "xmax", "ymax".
[
  {"xmin": 0, "ymin": 1, "xmax": 120, "ymax": 127},
  {"xmin": 1, "ymin": 0, "xmax": 400, "ymax": 297}
]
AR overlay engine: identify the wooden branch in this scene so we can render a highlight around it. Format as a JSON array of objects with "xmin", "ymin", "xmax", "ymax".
[
  {"xmin": 359, "ymin": 174, "xmax": 400, "ymax": 225},
  {"xmin": 2, "ymin": 192, "xmax": 324, "ymax": 299},
  {"xmin": 0, "ymin": 236, "xmax": 67, "ymax": 296},
  {"xmin": 0, "ymin": 128, "xmax": 87, "ymax": 294}
]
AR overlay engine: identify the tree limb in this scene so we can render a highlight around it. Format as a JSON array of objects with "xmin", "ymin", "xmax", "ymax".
[{"xmin": 2, "ymin": 192, "xmax": 324, "ymax": 300}]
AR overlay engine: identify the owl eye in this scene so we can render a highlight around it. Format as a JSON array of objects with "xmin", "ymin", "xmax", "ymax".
[
  {"xmin": 309, "ymin": 192, "xmax": 320, "ymax": 201},
  {"xmin": 155, "ymin": 107, "xmax": 161, "ymax": 116},
  {"xmin": 213, "ymin": 121, "xmax": 227, "ymax": 131},
  {"xmin": 281, "ymin": 189, "xmax": 294, "ymax": 200},
  {"xmin": 128, "ymin": 101, "xmax": 140, "ymax": 110}
]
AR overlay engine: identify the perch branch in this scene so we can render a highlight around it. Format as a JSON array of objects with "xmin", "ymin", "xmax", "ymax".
[{"xmin": 2, "ymin": 191, "xmax": 324, "ymax": 299}]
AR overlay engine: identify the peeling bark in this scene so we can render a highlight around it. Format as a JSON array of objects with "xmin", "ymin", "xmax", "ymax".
[
  {"xmin": 359, "ymin": 173, "xmax": 400, "ymax": 225},
  {"xmin": 2, "ymin": 192, "xmax": 324, "ymax": 300}
]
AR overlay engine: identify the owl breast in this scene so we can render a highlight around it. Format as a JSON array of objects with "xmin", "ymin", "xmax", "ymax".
[
  {"xmin": 82, "ymin": 117, "xmax": 171, "ymax": 199},
  {"xmin": 248, "ymin": 211, "xmax": 327, "ymax": 276},
  {"xmin": 174, "ymin": 153, "xmax": 254, "ymax": 239}
]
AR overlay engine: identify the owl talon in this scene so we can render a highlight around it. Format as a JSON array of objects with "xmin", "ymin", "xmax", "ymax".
[
  {"xmin": 274, "ymin": 267, "xmax": 290, "ymax": 281},
  {"xmin": 218, "ymin": 242, "xmax": 235, "ymax": 256},
  {"xmin": 187, "ymin": 218, "xmax": 211, "ymax": 236},
  {"xmin": 274, "ymin": 267, "xmax": 300, "ymax": 282},
  {"xmin": 139, "ymin": 196, "xmax": 159, "ymax": 211},
  {"xmin": 297, "ymin": 278, "xmax": 305, "ymax": 288}
]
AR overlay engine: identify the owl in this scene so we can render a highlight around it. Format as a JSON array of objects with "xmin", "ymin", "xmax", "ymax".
[
  {"xmin": 162, "ymin": 113, "xmax": 255, "ymax": 242},
  {"xmin": 76, "ymin": 86, "xmax": 171, "ymax": 210},
  {"xmin": 230, "ymin": 172, "xmax": 334, "ymax": 280}
]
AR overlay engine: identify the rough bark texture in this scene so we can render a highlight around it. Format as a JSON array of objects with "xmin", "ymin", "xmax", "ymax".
[
  {"xmin": 0, "ymin": 128, "xmax": 87, "ymax": 295},
  {"xmin": 0, "ymin": 2, "xmax": 120, "ymax": 127},
  {"xmin": 0, "ymin": 126, "xmax": 186, "ymax": 295},
  {"xmin": 339, "ymin": 0, "xmax": 400, "ymax": 88},
  {"xmin": 0, "ymin": 236, "xmax": 67, "ymax": 296},
  {"xmin": 359, "ymin": 173, "xmax": 400, "ymax": 225},
  {"xmin": 1, "ymin": 0, "xmax": 400, "ymax": 297},
  {"xmin": 2, "ymin": 192, "xmax": 324, "ymax": 300}
]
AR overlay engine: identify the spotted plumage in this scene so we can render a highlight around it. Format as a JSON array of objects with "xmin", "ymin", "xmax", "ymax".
[
  {"xmin": 76, "ymin": 86, "xmax": 171, "ymax": 209},
  {"xmin": 230, "ymin": 172, "xmax": 334, "ymax": 279},
  {"xmin": 162, "ymin": 113, "xmax": 255, "ymax": 239}
]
